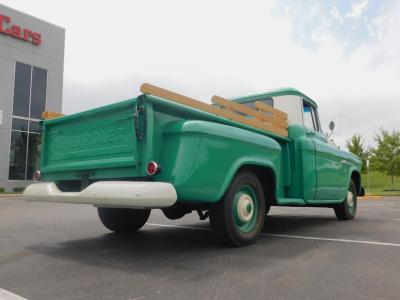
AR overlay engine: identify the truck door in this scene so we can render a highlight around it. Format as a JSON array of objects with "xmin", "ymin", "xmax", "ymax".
[{"xmin": 302, "ymin": 100, "xmax": 348, "ymax": 201}]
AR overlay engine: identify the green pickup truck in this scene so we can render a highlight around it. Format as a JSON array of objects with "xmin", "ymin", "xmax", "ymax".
[{"xmin": 24, "ymin": 84, "xmax": 363, "ymax": 246}]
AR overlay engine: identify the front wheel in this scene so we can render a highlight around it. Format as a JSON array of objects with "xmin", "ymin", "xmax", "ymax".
[
  {"xmin": 334, "ymin": 180, "xmax": 357, "ymax": 220},
  {"xmin": 209, "ymin": 171, "xmax": 266, "ymax": 246},
  {"xmin": 97, "ymin": 207, "xmax": 151, "ymax": 233}
]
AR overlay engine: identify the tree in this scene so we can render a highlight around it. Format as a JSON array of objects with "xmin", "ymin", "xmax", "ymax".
[
  {"xmin": 370, "ymin": 130, "xmax": 400, "ymax": 190},
  {"xmin": 346, "ymin": 134, "xmax": 368, "ymax": 173}
]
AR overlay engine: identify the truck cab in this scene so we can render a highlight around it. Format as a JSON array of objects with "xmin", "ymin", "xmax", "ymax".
[{"xmin": 236, "ymin": 88, "xmax": 362, "ymax": 204}]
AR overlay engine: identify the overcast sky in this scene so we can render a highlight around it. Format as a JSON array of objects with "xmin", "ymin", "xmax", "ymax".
[{"xmin": 3, "ymin": 0, "xmax": 400, "ymax": 148}]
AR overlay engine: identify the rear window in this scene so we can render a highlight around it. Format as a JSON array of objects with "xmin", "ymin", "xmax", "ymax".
[{"xmin": 242, "ymin": 98, "xmax": 273, "ymax": 109}]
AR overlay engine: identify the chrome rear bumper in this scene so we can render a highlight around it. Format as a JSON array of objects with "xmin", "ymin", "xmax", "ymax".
[{"xmin": 23, "ymin": 181, "xmax": 177, "ymax": 208}]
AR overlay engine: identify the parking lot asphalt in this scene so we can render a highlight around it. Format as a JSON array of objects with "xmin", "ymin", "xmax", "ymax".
[{"xmin": 1, "ymin": 197, "xmax": 400, "ymax": 300}]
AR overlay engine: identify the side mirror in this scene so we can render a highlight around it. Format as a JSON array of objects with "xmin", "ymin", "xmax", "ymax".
[{"xmin": 325, "ymin": 121, "xmax": 335, "ymax": 139}]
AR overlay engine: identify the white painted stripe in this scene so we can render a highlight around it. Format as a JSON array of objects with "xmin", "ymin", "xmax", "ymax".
[
  {"xmin": 0, "ymin": 288, "xmax": 28, "ymax": 300},
  {"xmin": 145, "ymin": 223, "xmax": 400, "ymax": 247},
  {"xmin": 267, "ymin": 214, "xmax": 400, "ymax": 222},
  {"xmin": 362, "ymin": 217, "xmax": 400, "ymax": 221},
  {"xmin": 261, "ymin": 233, "xmax": 400, "ymax": 247}
]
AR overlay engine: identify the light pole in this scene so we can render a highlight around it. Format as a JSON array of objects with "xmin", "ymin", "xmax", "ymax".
[{"xmin": 366, "ymin": 159, "xmax": 370, "ymax": 193}]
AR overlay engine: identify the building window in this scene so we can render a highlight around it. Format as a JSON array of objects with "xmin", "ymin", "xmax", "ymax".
[
  {"xmin": 9, "ymin": 62, "xmax": 47, "ymax": 180},
  {"xmin": 27, "ymin": 134, "xmax": 42, "ymax": 180},
  {"xmin": 9, "ymin": 131, "xmax": 28, "ymax": 180},
  {"xmin": 13, "ymin": 63, "xmax": 31, "ymax": 118},
  {"xmin": 30, "ymin": 67, "xmax": 47, "ymax": 119},
  {"xmin": 12, "ymin": 62, "xmax": 47, "ymax": 119}
]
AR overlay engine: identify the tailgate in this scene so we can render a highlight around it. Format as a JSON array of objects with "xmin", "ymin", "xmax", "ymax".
[{"xmin": 41, "ymin": 99, "xmax": 140, "ymax": 180}]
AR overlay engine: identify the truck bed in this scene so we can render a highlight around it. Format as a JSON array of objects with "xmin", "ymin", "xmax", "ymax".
[{"xmin": 40, "ymin": 92, "xmax": 291, "ymax": 186}]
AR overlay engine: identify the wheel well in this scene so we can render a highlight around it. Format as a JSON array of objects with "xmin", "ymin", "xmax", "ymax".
[
  {"xmin": 238, "ymin": 165, "xmax": 276, "ymax": 206},
  {"xmin": 351, "ymin": 171, "xmax": 361, "ymax": 196}
]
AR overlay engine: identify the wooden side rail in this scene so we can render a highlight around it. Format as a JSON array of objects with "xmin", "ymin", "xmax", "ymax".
[
  {"xmin": 140, "ymin": 83, "xmax": 231, "ymax": 118},
  {"xmin": 140, "ymin": 83, "xmax": 288, "ymax": 137}
]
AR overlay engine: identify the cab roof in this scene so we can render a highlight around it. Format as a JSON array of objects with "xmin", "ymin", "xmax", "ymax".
[{"xmin": 232, "ymin": 87, "xmax": 318, "ymax": 108}]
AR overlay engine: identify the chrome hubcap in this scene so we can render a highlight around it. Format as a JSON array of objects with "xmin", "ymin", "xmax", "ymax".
[
  {"xmin": 237, "ymin": 193, "xmax": 254, "ymax": 223},
  {"xmin": 346, "ymin": 191, "xmax": 354, "ymax": 207}
]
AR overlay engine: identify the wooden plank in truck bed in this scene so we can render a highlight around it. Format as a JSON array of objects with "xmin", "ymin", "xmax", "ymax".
[{"xmin": 140, "ymin": 83, "xmax": 288, "ymax": 137}]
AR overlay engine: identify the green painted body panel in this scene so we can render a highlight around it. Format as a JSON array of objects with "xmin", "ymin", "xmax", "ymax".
[
  {"xmin": 156, "ymin": 119, "xmax": 280, "ymax": 202},
  {"xmin": 286, "ymin": 125, "xmax": 318, "ymax": 202},
  {"xmin": 41, "ymin": 99, "xmax": 140, "ymax": 180},
  {"xmin": 40, "ymin": 89, "xmax": 362, "ymax": 207}
]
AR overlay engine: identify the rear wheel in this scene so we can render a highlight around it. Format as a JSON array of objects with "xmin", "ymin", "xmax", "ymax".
[
  {"xmin": 97, "ymin": 207, "xmax": 151, "ymax": 233},
  {"xmin": 209, "ymin": 171, "xmax": 266, "ymax": 246},
  {"xmin": 334, "ymin": 180, "xmax": 357, "ymax": 220}
]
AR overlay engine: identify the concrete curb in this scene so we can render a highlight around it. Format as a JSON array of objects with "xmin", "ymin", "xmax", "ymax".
[
  {"xmin": 360, "ymin": 195, "xmax": 400, "ymax": 200},
  {"xmin": 360, "ymin": 195, "xmax": 382, "ymax": 199},
  {"xmin": 0, "ymin": 194, "xmax": 22, "ymax": 198}
]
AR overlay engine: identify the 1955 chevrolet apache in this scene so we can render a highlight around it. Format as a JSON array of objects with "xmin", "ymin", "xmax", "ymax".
[{"xmin": 23, "ymin": 83, "xmax": 363, "ymax": 246}]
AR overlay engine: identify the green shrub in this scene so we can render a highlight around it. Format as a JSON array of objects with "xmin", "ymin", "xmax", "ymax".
[
  {"xmin": 12, "ymin": 187, "xmax": 25, "ymax": 193},
  {"xmin": 0, "ymin": 187, "xmax": 5, "ymax": 193}
]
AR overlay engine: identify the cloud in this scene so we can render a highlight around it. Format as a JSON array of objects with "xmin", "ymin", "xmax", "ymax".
[
  {"xmin": 3, "ymin": 0, "xmax": 398, "ymax": 149},
  {"xmin": 330, "ymin": 6, "xmax": 344, "ymax": 24},
  {"xmin": 270, "ymin": 0, "xmax": 400, "ymax": 147},
  {"xmin": 368, "ymin": 1, "xmax": 400, "ymax": 69},
  {"xmin": 59, "ymin": 0, "xmax": 399, "ymax": 148},
  {"xmin": 346, "ymin": 0, "xmax": 369, "ymax": 19}
]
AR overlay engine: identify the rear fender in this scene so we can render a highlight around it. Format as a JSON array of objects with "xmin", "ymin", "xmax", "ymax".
[
  {"xmin": 217, "ymin": 160, "xmax": 278, "ymax": 203},
  {"xmin": 157, "ymin": 120, "xmax": 281, "ymax": 203}
]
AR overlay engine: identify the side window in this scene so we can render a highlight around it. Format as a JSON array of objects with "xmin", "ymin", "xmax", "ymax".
[
  {"xmin": 311, "ymin": 106, "xmax": 321, "ymax": 132},
  {"xmin": 303, "ymin": 100, "xmax": 319, "ymax": 132}
]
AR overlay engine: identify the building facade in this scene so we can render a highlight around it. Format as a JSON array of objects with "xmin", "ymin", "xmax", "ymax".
[{"xmin": 0, "ymin": 4, "xmax": 65, "ymax": 192}]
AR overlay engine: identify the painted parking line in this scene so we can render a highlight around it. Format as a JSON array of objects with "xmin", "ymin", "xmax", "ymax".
[
  {"xmin": 262, "ymin": 233, "xmax": 400, "ymax": 247},
  {"xmin": 268, "ymin": 214, "xmax": 400, "ymax": 222},
  {"xmin": 362, "ymin": 217, "xmax": 400, "ymax": 221},
  {"xmin": 146, "ymin": 223, "xmax": 400, "ymax": 248},
  {"xmin": 0, "ymin": 288, "xmax": 28, "ymax": 300}
]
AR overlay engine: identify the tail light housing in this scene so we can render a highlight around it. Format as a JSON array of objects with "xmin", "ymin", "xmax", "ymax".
[{"xmin": 146, "ymin": 161, "xmax": 161, "ymax": 176}]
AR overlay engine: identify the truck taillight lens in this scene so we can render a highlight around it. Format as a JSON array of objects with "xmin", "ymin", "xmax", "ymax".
[
  {"xmin": 146, "ymin": 161, "xmax": 160, "ymax": 176},
  {"xmin": 33, "ymin": 170, "xmax": 41, "ymax": 181}
]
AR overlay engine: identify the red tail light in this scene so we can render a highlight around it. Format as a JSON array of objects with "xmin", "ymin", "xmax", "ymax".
[{"xmin": 146, "ymin": 161, "xmax": 161, "ymax": 176}]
